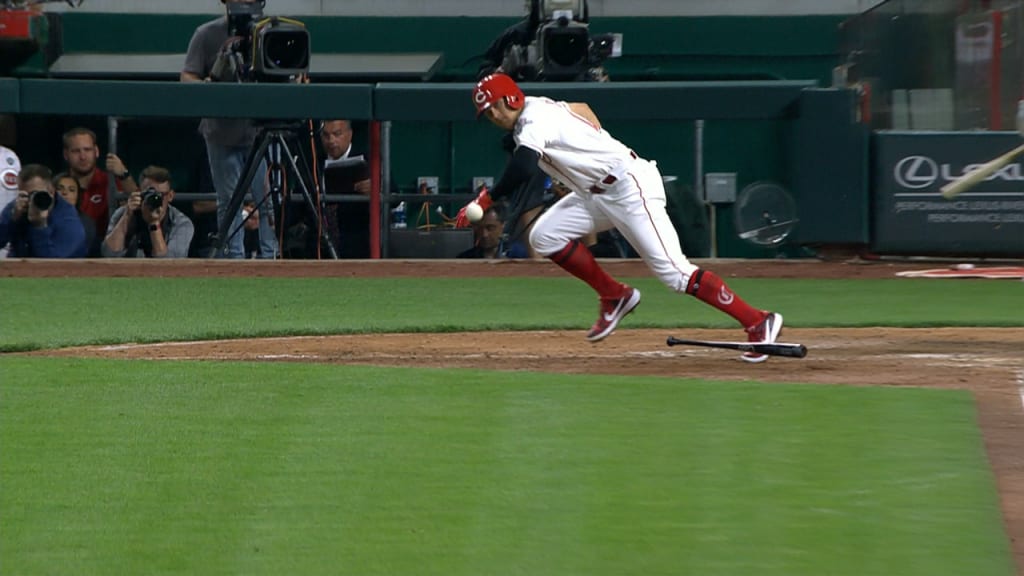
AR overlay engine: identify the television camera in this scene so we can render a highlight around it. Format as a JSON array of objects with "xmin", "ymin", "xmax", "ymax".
[
  {"xmin": 2, "ymin": 1, "xmax": 83, "ymax": 7},
  {"xmin": 211, "ymin": 0, "xmax": 310, "ymax": 83},
  {"xmin": 1, "ymin": 1, "xmax": 84, "ymax": 75},
  {"xmin": 502, "ymin": 0, "xmax": 620, "ymax": 81}
]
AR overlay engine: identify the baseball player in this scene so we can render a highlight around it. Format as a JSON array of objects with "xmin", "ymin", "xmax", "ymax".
[{"xmin": 464, "ymin": 73, "xmax": 783, "ymax": 362}]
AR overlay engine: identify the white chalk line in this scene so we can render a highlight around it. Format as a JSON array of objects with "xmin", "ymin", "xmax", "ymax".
[
  {"xmin": 1017, "ymin": 370, "xmax": 1024, "ymax": 414},
  {"xmin": 97, "ymin": 335, "xmax": 324, "ymax": 351}
]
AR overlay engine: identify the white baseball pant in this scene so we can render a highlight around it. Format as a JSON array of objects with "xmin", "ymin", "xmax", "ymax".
[{"xmin": 529, "ymin": 158, "xmax": 699, "ymax": 292}]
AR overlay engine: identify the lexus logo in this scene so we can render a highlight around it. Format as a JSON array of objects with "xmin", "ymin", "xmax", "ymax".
[
  {"xmin": 894, "ymin": 153, "xmax": 1024, "ymax": 189},
  {"xmin": 894, "ymin": 156, "xmax": 939, "ymax": 189}
]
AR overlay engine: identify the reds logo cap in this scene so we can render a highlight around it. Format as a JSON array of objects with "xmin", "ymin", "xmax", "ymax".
[
  {"xmin": 472, "ymin": 73, "xmax": 525, "ymax": 117},
  {"xmin": 0, "ymin": 146, "xmax": 22, "ymax": 199}
]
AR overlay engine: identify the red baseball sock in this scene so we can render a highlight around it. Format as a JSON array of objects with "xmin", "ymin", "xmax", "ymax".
[
  {"xmin": 685, "ymin": 268, "xmax": 765, "ymax": 328},
  {"xmin": 549, "ymin": 240, "xmax": 624, "ymax": 299}
]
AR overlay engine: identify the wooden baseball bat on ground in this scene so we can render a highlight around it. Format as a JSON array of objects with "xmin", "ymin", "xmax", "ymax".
[
  {"xmin": 666, "ymin": 337, "xmax": 808, "ymax": 358},
  {"xmin": 940, "ymin": 143, "xmax": 1024, "ymax": 199}
]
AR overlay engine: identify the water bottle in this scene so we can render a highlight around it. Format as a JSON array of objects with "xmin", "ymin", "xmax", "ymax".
[{"xmin": 392, "ymin": 201, "xmax": 407, "ymax": 229}]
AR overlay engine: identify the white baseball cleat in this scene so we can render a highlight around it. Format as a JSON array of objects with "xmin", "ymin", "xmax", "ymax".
[
  {"xmin": 741, "ymin": 312, "xmax": 783, "ymax": 363},
  {"xmin": 586, "ymin": 286, "xmax": 641, "ymax": 342}
]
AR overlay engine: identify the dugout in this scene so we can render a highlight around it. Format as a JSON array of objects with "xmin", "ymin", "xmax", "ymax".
[{"xmin": 3, "ymin": 6, "xmax": 881, "ymax": 259}]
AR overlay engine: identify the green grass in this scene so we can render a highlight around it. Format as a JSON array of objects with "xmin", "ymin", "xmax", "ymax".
[
  {"xmin": 0, "ymin": 358, "xmax": 1012, "ymax": 576},
  {"xmin": 0, "ymin": 275, "xmax": 1016, "ymax": 575},
  {"xmin": 0, "ymin": 277, "xmax": 1021, "ymax": 351}
]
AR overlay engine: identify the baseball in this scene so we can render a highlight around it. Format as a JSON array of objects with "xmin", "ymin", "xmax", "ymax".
[{"xmin": 465, "ymin": 202, "xmax": 484, "ymax": 223}]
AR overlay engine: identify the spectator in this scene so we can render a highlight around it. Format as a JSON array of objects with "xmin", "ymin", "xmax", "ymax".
[
  {"xmin": 62, "ymin": 126, "xmax": 138, "ymax": 238},
  {"xmin": 0, "ymin": 145, "xmax": 22, "ymax": 258},
  {"xmin": 181, "ymin": 0, "xmax": 278, "ymax": 259},
  {"xmin": 53, "ymin": 172, "xmax": 99, "ymax": 257},
  {"xmin": 320, "ymin": 119, "xmax": 372, "ymax": 258},
  {"xmin": 458, "ymin": 206, "xmax": 506, "ymax": 259},
  {"xmin": 0, "ymin": 164, "xmax": 86, "ymax": 258},
  {"xmin": 322, "ymin": 120, "xmax": 370, "ymax": 190},
  {"xmin": 240, "ymin": 200, "xmax": 261, "ymax": 259},
  {"xmin": 102, "ymin": 166, "xmax": 194, "ymax": 258}
]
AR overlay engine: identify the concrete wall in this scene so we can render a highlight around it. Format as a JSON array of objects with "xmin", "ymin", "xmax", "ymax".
[{"xmin": 47, "ymin": 0, "xmax": 886, "ymax": 16}]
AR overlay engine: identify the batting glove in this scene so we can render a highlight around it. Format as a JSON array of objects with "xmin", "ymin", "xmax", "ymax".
[{"xmin": 454, "ymin": 187, "xmax": 493, "ymax": 228}]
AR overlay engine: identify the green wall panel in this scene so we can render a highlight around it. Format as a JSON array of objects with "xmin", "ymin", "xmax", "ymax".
[
  {"xmin": 18, "ymin": 80, "xmax": 373, "ymax": 119},
  {"xmin": 60, "ymin": 14, "xmax": 213, "ymax": 53},
  {"xmin": 374, "ymin": 81, "xmax": 815, "ymax": 122},
  {"xmin": 56, "ymin": 14, "xmax": 842, "ymax": 83},
  {"xmin": 0, "ymin": 79, "xmax": 18, "ymax": 113}
]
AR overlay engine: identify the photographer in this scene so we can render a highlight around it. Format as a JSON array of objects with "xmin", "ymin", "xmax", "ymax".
[
  {"xmin": 478, "ymin": 0, "xmax": 607, "ymax": 83},
  {"xmin": 180, "ymin": 0, "xmax": 278, "ymax": 259},
  {"xmin": 0, "ymin": 164, "xmax": 86, "ymax": 258},
  {"xmin": 102, "ymin": 166, "xmax": 194, "ymax": 258},
  {"xmin": 477, "ymin": 0, "xmax": 544, "ymax": 81}
]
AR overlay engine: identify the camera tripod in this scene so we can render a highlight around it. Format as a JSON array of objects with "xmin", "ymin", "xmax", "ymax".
[{"xmin": 211, "ymin": 121, "xmax": 338, "ymax": 259}]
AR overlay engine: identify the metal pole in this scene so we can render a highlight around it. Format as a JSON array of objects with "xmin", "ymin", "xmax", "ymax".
[
  {"xmin": 695, "ymin": 119, "xmax": 716, "ymax": 258},
  {"xmin": 106, "ymin": 116, "xmax": 119, "ymax": 212},
  {"xmin": 107, "ymin": 116, "xmax": 118, "ymax": 156},
  {"xmin": 368, "ymin": 120, "xmax": 382, "ymax": 259},
  {"xmin": 380, "ymin": 120, "xmax": 392, "ymax": 259}
]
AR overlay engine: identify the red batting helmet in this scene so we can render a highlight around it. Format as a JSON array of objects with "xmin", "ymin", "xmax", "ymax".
[{"xmin": 472, "ymin": 73, "xmax": 525, "ymax": 117}]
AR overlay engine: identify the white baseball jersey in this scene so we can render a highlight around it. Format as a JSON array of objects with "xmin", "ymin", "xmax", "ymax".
[
  {"xmin": 518, "ymin": 96, "xmax": 699, "ymax": 292},
  {"xmin": 0, "ymin": 146, "xmax": 21, "ymax": 258},
  {"xmin": 513, "ymin": 96, "xmax": 633, "ymax": 194}
]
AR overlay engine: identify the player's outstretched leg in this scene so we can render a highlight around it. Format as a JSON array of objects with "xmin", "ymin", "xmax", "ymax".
[
  {"xmin": 548, "ymin": 239, "xmax": 641, "ymax": 342},
  {"xmin": 684, "ymin": 268, "xmax": 782, "ymax": 362}
]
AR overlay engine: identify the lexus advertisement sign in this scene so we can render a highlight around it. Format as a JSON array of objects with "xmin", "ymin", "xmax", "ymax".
[{"xmin": 874, "ymin": 132, "xmax": 1024, "ymax": 255}]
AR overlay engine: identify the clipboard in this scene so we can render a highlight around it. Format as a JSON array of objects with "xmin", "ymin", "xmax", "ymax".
[{"xmin": 323, "ymin": 155, "xmax": 370, "ymax": 195}]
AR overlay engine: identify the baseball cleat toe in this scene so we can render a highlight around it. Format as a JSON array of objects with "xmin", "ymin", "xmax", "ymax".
[
  {"xmin": 586, "ymin": 287, "xmax": 641, "ymax": 342},
  {"xmin": 741, "ymin": 311, "xmax": 783, "ymax": 363}
]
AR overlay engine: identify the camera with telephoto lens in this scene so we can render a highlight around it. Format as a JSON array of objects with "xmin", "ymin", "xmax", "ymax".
[
  {"xmin": 211, "ymin": 0, "xmax": 310, "ymax": 83},
  {"xmin": 141, "ymin": 187, "xmax": 163, "ymax": 211},
  {"xmin": 30, "ymin": 190, "xmax": 52, "ymax": 211},
  {"xmin": 502, "ymin": 0, "xmax": 621, "ymax": 82}
]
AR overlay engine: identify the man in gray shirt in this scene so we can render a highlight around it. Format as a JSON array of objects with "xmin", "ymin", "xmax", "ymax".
[
  {"xmin": 102, "ymin": 166, "xmax": 194, "ymax": 258},
  {"xmin": 180, "ymin": 0, "xmax": 278, "ymax": 259}
]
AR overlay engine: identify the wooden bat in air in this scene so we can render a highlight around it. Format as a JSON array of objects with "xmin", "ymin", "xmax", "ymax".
[{"xmin": 940, "ymin": 143, "xmax": 1024, "ymax": 199}]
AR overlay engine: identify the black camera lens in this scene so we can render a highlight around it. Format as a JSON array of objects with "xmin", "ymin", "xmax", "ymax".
[
  {"xmin": 545, "ymin": 28, "xmax": 588, "ymax": 68},
  {"xmin": 262, "ymin": 29, "xmax": 310, "ymax": 70},
  {"xmin": 142, "ymin": 188, "xmax": 163, "ymax": 210},
  {"xmin": 30, "ymin": 190, "xmax": 53, "ymax": 211}
]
